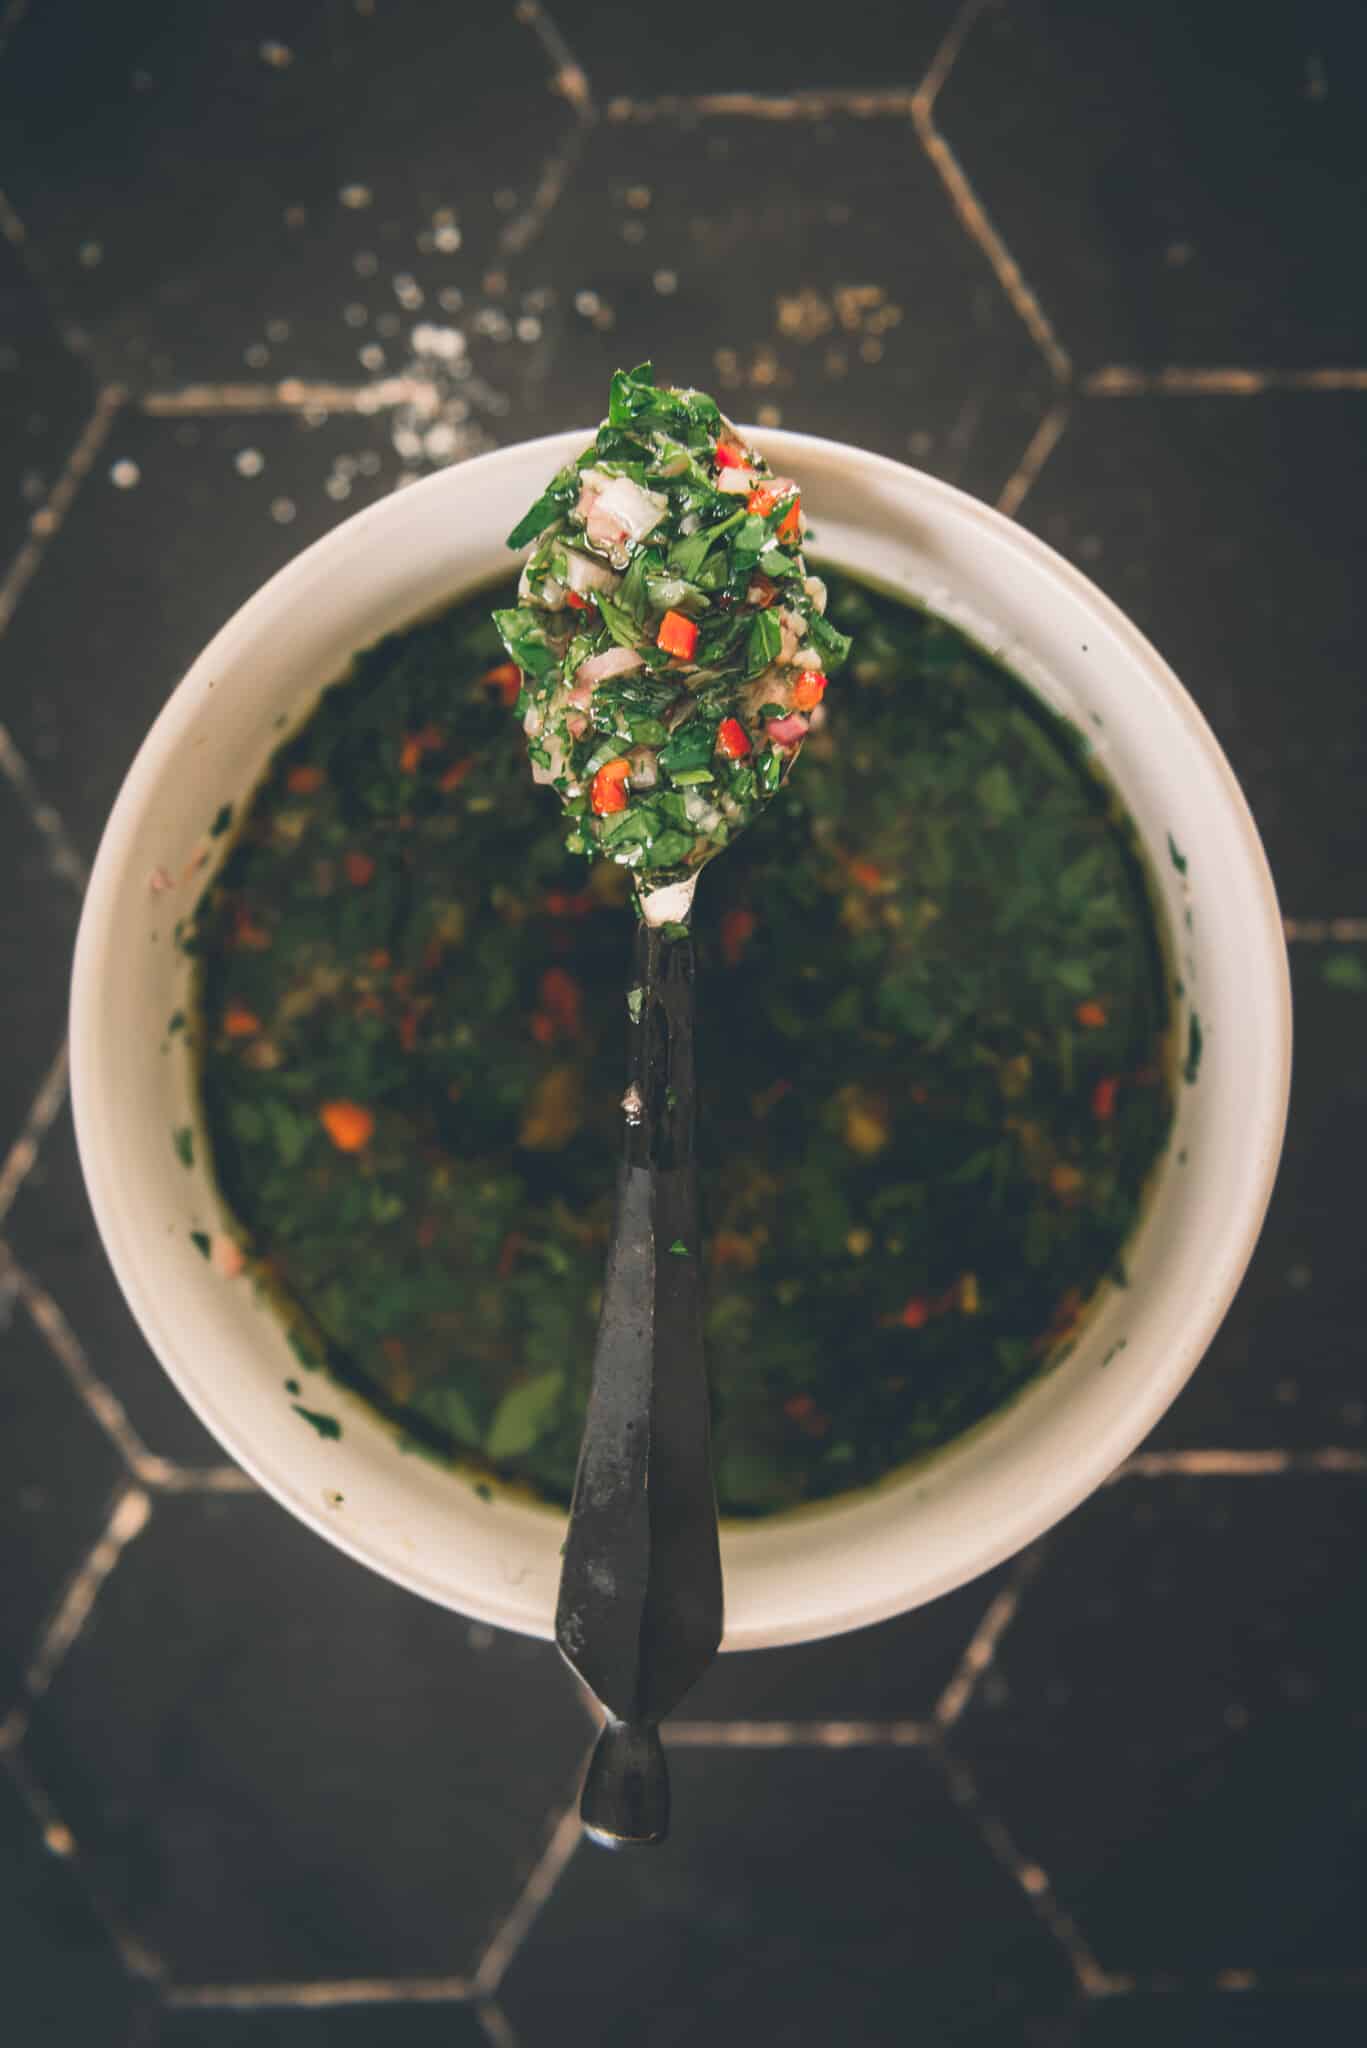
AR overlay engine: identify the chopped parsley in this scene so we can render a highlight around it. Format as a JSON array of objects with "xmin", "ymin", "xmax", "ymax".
[{"xmin": 494, "ymin": 364, "xmax": 849, "ymax": 894}]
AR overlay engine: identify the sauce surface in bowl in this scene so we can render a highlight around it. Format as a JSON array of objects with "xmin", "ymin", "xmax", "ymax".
[{"xmin": 189, "ymin": 569, "xmax": 1174, "ymax": 1519}]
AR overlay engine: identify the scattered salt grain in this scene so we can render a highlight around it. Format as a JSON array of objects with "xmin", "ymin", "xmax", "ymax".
[
  {"xmin": 110, "ymin": 459, "xmax": 140, "ymax": 489},
  {"xmin": 234, "ymin": 448, "xmax": 265, "ymax": 478},
  {"xmin": 339, "ymin": 184, "xmax": 372, "ymax": 210},
  {"xmin": 270, "ymin": 497, "xmax": 296, "ymax": 524}
]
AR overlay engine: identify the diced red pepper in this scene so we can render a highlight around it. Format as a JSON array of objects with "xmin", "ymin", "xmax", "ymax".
[
  {"xmin": 657, "ymin": 609, "xmax": 699, "ymax": 660},
  {"xmin": 565, "ymin": 589, "xmax": 590, "ymax": 610},
  {"xmin": 223, "ymin": 1003, "xmax": 260, "ymax": 1038},
  {"xmin": 848, "ymin": 858, "xmax": 885, "ymax": 892},
  {"xmin": 1075, "ymin": 1000, "xmax": 1108, "ymax": 1029},
  {"xmin": 590, "ymin": 757, "xmax": 632, "ymax": 816},
  {"xmin": 482, "ymin": 661, "xmax": 523, "ymax": 706},
  {"xmin": 398, "ymin": 734, "xmax": 423, "ymax": 775},
  {"xmin": 777, "ymin": 496, "xmax": 803, "ymax": 543},
  {"xmin": 320, "ymin": 1100, "xmax": 374, "ymax": 1153},
  {"xmin": 716, "ymin": 716, "xmax": 751, "ymax": 760},
  {"xmin": 791, "ymin": 671, "xmax": 826, "ymax": 712},
  {"xmin": 746, "ymin": 485, "xmax": 779, "ymax": 517},
  {"xmin": 714, "ymin": 440, "xmax": 747, "ymax": 470},
  {"xmin": 1092, "ymin": 1076, "xmax": 1119, "ymax": 1121}
]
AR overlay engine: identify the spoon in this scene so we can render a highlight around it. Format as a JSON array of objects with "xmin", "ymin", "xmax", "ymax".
[
  {"xmin": 555, "ymin": 872, "xmax": 717, "ymax": 1847},
  {"xmin": 494, "ymin": 366, "xmax": 852, "ymax": 1844}
]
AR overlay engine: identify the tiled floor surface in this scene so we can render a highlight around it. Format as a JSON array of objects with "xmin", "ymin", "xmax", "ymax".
[{"xmin": 3, "ymin": 3, "xmax": 1366, "ymax": 2041}]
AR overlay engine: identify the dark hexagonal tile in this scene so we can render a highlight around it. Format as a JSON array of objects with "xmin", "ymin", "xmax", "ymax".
[
  {"xmin": 0, "ymin": 406, "xmax": 403, "ymax": 863},
  {"xmin": 0, "ymin": 240, "xmax": 97, "ymax": 570},
  {"xmin": 0, "ymin": 776, "xmax": 80, "ymax": 1160},
  {"xmin": 558, "ymin": 0, "xmax": 951, "ymax": 98},
  {"xmin": 157, "ymin": 2002, "xmax": 488, "ymax": 2048},
  {"xmin": 1150, "ymin": 948, "xmax": 1367, "ymax": 1449},
  {"xmin": 0, "ymin": 0, "xmax": 580, "ymax": 390},
  {"xmin": 936, "ymin": 0, "xmax": 1367, "ymax": 366},
  {"xmin": 677, "ymin": 1564, "xmax": 1011, "ymax": 1725},
  {"xmin": 24, "ymin": 1491, "xmax": 590, "ymax": 1981},
  {"xmin": 1018, "ymin": 393, "xmax": 1367, "ymax": 913},
  {"xmin": 7, "ymin": 1106, "xmax": 227, "ymax": 1467},
  {"xmin": 0, "ymin": 1285, "xmax": 127, "ymax": 1710},
  {"xmin": 0, "ymin": 1765, "xmax": 136, "ymax": 2041},
  {"xmin": 955, "ymin": 1477, "xmax": 1367, "ymax": 1978},
  {"xmin": 515, "ymin": 109, "xmax": 1058, "ymax": 502},
  {"xmin": 1082, "ymin": 1987, "xmax": 1367, "ymax": 2047},
  {"xmin": 503, "ymin": 1746, "xmax": 1076, "ymax": 2046}
]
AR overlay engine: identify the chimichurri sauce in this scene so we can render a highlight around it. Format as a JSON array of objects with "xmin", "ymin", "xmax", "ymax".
[{"xmin": 192, "ymin": 570, "xmax": 1174, "ymax": 1519}]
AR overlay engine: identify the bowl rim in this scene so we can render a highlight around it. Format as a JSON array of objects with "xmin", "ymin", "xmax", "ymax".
[{"xmin": 70, "ymin": 426, "xmax": 1293, "ymax": 1646}]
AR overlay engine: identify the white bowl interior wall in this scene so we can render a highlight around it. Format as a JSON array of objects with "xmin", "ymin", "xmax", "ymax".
[{"xmin": 71, "ymin": 430, "xmax": 1291, "ymax": 1650}]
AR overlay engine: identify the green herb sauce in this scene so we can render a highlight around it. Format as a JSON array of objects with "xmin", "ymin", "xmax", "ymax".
[{"xmin": 192, "ymin": 570, "xmax": 1174, "ymax": 1518}]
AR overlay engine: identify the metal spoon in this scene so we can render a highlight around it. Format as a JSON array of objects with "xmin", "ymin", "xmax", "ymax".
[{"xmin": 555, "ymin": 871, "xmax": 720, "ymax": 1847}]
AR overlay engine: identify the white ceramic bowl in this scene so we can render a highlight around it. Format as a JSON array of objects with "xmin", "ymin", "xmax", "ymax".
[{"xmin": 71, "ymin": 430, "xmax": 1291, "ymax": 1650}]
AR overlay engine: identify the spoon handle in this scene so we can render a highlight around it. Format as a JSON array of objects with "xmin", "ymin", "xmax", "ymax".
[{"xmin": 555, "ymin": 918, "xmax": 723, "ymax": 1847}]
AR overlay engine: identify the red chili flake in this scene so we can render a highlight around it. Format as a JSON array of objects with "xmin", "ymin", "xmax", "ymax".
[
  {"xmin": 398, "ymin": 734, "xmax": 423, "ymax": 775},
  {"xmin": 344, "ymin": 850, "xmax": 376, "ymax": 887},
  {"xmin": 530, "ymin": 1013, "xmax": 556, "ymax": 1045},
  {"xmin": 1091, "ymin": 1076, "xmax": 1119, "ymax": 1121},
  {"xmin": 416, "ymin": 1216, "xmax": 438, "ymax": 1249},
  {"xmin": 496, "ymin": 1232, "xmax": 524, "ymax": 1279},
  {"xmin": 286, "ymin": 764, "xmax": 325, "ymax": 795},
  {"xmin": 899, "ymin": 1297, "xmax": 929, "ymax": 1329},
  {"xmin": 439, "ymin": 757, "xmax": 474, "ymax": 792},
  {"xmin": 544, "ymin": 890, "xmax": 593, "ymax": 919},
  {"xmin": 223, "ymin": 1002, "xmax": 260, "ymax": 1038},
  {"xmin": 368, "ymin": 948, "xmax": 392, "ymax": 971},
  {"xmin": 909, "ymin": 1084, "xmax": 929, "ymax": 1105},
  {"xmin": 1075, "ymin": 1000, "xmax": 1108, "ymax": 1029},
  {"xmin": 720, "ymin": 906, "xmax": 758, "ymax": 965},
  {"xmin": 398, "ymin": 1010, "xmax": 420, "ymax": 1053}
]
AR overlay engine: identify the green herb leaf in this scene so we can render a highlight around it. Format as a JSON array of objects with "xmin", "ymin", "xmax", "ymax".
[
  {"xmin": 189, "ymin": 1230, "xmax": 210, "ymax": 1259},
  {"xmin": 292, "ymin": 1405, "xmax": 341, "ymax": 1440},
  {"xmin": 486, "ymin": 1369, "xmax": 565, "ymax": 1460},
  {"xmin": 745, "ymin": 608, "xmax": 783, "ymax": 678},
  {"xmin": 668, "ymin": 1239, "xmax": 690, "ymax": 1256},
  {"xmin": 506, "ymin": 464, "xmax": 579, "ymax": 550},
  {"xmin": 172, "ymin": 1126, "xmax": 194, "ymax": 1168}
]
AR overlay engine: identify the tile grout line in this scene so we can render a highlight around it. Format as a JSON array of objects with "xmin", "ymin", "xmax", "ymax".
[
  {"xmin": 912, "ymin": 113, "xmax": 1072, "ymax": 385},
  {"xmin": 0, "ymin": 385, "xmax": 122, "ymax": 902},
  {"xmin": 934, "ymin": 1741, "xmax": 1117, "ymax": 1997},
  {"xmin": 1085, "ymin": 366, "xmax": 1367, "ymax": 396},
  {"xmin": 20, "ymin": 1481, "xmax": 153, "ymax": 1710},
  {"xmin": 934, "ymin": 1543, "xmax": 1045, "ymax": 1730},
  {"xmin": 996, "ymin": 402, "xmax": 1070, "ymax": 519},
  {"xmin": 0, "ymin": 382, "xmax": 123, "ymax": 637},
  {"xmin": 606, "ymin": 87, "xmax": 922, "ymax": 122},
  {"xmin": 2, "ymin": 1243, "xmax": 160, "ymax": 1478},
  {"xmin": 163, "ymin": 1976, "xmax": 472, "ymax": 2011},
  {"xmin": 0, "ymin": 1039, "xmax": 69, "ymax": 1226},
  {"xmin": 0, "ymin": 1740, "xmax": 167, "ymax": 1984},
  {"xmin": 1121, "ymin": 1448, "xmax": 1367, "ymax": 1478},
  {"xmin": 471, "ymin": 1799, "xmax": 583, "ymax": 1997},
  {"xmin": 477, "ymin": 2001, "xmax": 524, "ymax": 2048},
  {"xmin": 1283, "ymin": 917, "xmax": 1367, "ymax": 942},
  {"xmin": 914, "ymin": 0, "xmax": 996, "ymax": 119},
  {"xmin": 669, "ymin": 1719, "xmax": 931, "ymax": 1748},
  {"xmin": 500, "ymin": 0, "xmax": 595, "ymax": 258},
  {"xmin": 141, "ymin": 375, "xmax": 441, "ymax": 416}
]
